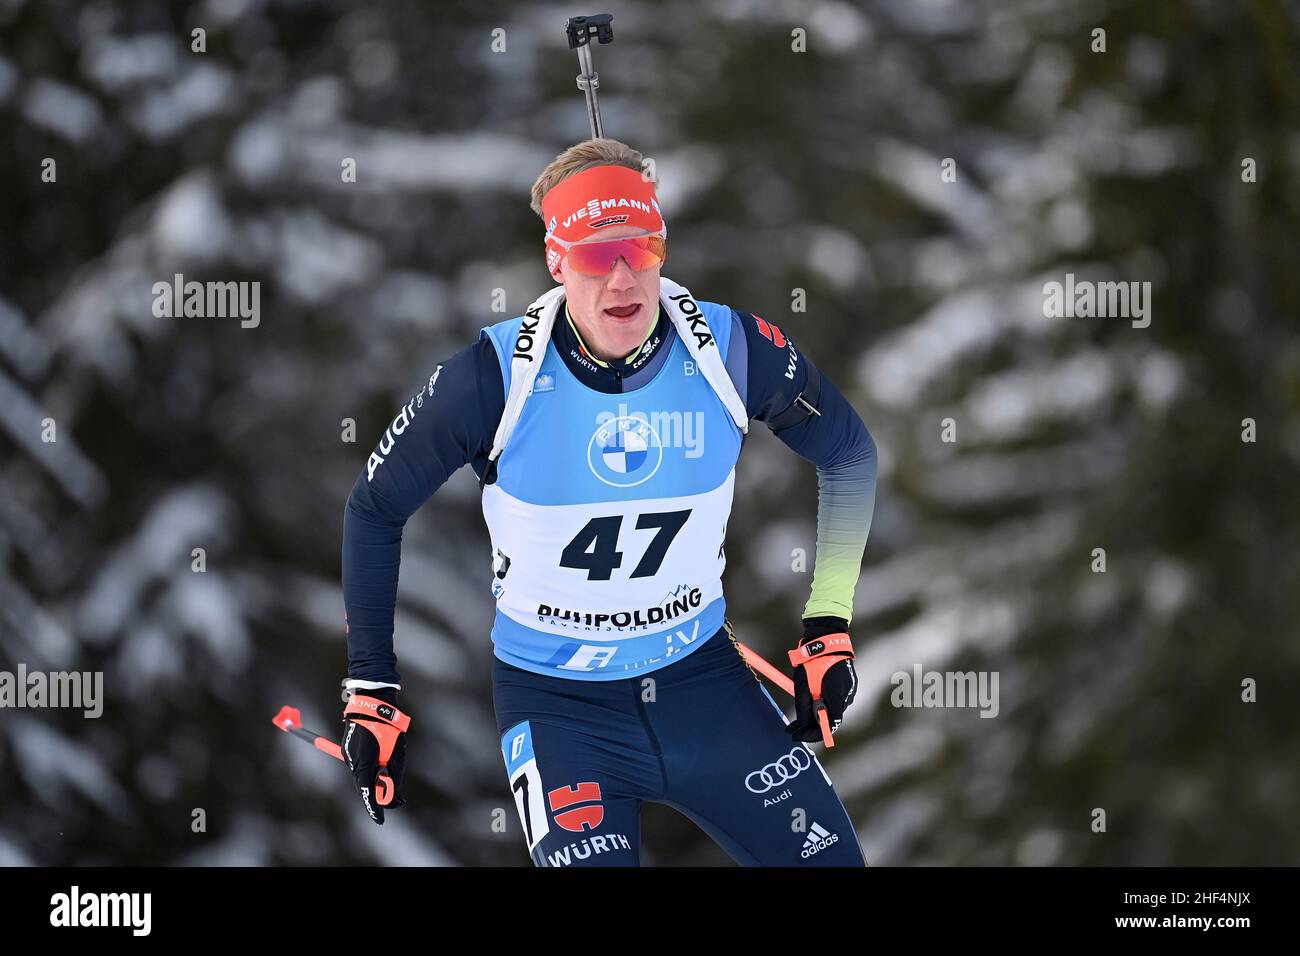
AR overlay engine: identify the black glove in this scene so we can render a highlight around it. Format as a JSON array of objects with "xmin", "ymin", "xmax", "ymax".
[
  {"xmin": 340, "ymin": 686, "xmax": 409, "ymax": 824},
  {"xmin": 787, "ymin": 617, "xmax": 857, "ymax": 743}
]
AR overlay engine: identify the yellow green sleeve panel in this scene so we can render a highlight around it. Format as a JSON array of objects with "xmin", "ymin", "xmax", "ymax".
[{"xmin": 801, "ymin": 442, "xmax": 877, "ymax": 624}]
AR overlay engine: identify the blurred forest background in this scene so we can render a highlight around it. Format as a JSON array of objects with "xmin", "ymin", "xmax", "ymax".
[{"xmin": 0, "ymin": 0, "xmax": 1297, "ymax": 866}]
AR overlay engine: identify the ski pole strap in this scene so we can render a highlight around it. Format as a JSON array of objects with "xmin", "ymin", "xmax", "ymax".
[
  {"xmin": 787, "ymin": 632, "xmax": 854, "ymax": 699},
  {"xmin": 344, "ymin": 696, "xmax": 411, "ymax": 768},
  {"xmin": 344, "ymin": 695, "xmax": 411, "ymax": 730}
]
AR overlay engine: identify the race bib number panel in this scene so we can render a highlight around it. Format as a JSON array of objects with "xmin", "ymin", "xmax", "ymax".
[{"xmin": 501, "ymin": 721, "xmax": 549, "ymax": 851}]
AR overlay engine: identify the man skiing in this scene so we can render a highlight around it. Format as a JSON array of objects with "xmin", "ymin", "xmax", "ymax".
[{"xmin": 340, "ymin": 138, "xmax": 878, "ymax": 866}]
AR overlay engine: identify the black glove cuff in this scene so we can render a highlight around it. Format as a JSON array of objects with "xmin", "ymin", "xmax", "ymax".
[
  {"xmin": 341, "ymin": 682, "xmax": 399, "ymax": 707},
  {"xmin": 801, "ymin": 616, "xmax": 849, "ymax": 642},
  {"xmin": 365, "ymin": 687, "xmax": 399, "ymax": 706}
]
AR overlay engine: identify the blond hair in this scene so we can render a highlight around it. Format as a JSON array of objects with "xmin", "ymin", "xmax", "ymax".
[{"xmin": 530, "ymin": 138, "xmax": 654, "ymax": 220}]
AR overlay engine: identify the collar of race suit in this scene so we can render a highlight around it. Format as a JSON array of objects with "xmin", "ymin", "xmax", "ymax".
[{"xmin": 553, "ymin": 300, "xmax": 669, "ymax": 393}]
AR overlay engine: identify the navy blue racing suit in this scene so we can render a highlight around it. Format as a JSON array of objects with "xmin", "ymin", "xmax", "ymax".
[{"xmin": 496, "ymin": 623, "xmax": 866, "ymax": 866}]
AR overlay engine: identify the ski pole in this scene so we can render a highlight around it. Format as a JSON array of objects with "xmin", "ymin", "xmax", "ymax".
[
  {"xmin": 272, "ymin": 704, "xmax": 395, "ymax": 806},
  {"xmin": 565, "ymin": 13, "xmax": 615, "ymax": 138},
  {"xmin": 735, "ymin": 641, "xmax": 794, "ymax": 696}
]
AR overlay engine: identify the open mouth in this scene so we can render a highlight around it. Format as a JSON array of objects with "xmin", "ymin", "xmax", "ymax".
[{"xmin": 603, "ymin": 304, "xmax": 642, "ymax": 320}]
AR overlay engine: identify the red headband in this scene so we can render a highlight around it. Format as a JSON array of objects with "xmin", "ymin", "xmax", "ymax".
[{"xmin": 541, "ymin": 165, "xmax": 666, "ymax": 275}]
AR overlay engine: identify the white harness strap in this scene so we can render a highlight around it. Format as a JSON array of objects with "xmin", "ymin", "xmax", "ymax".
[
  {"xmin": 481, "ymin": 276, "xmax": 748, "ymax": 488},
  {"xmin": 658, "ymin": 275, "xmax": 749, "ymax": 434}
]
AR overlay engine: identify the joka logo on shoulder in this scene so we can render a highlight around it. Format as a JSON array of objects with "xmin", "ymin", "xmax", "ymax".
[{"xmin": 588, "ymin": 415, "xmax": 664, "ymax": 487}]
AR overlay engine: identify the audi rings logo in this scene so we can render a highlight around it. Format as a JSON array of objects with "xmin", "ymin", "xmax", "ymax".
[{"xmin": 744, "ymin": 746, "xmax": 813, "ymax": 793}]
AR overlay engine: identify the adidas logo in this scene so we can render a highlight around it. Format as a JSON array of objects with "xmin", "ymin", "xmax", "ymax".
[{"xmin": 800, "ymin": 821, "xmax": 839, "ymax": 858}]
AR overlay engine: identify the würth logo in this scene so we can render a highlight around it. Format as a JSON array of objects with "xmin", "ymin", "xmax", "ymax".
[
  {"xmin": 753, "ymin": 315, "xmax": 787, "ymax": 347},
  {"xmin": 548, "ymin": 781, "xmax": 604, "ymax": 832}
]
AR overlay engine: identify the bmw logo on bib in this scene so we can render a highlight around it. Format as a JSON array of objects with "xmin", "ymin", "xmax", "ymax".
[{"xmin": 588, "ymin": 415, "xmax": 664, "ymax": 487}]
